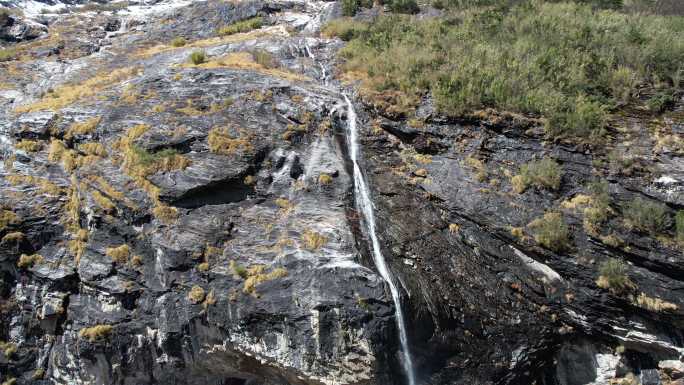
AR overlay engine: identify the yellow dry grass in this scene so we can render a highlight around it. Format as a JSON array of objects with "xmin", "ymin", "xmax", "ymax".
[
  {"xmin": 78, "ymin": 142, "xmax": 107, "ymax": 157},
  {"xmin": 15, "ymin": 68, "xmax": 140, "ymax": 113},
  {"xmin": 17, "ymin": 253, "xmax": 43, "ymax": 269},
  {"xmin": 182, "ymin": 52, "xmax": 308, "ymax": 82},
  {"xmin": 92, "ymin": 191, "xmax": 116, "ymax": 212},
  {"xmin": 1, "ymin": 232, "xmax": 24, "ymax": 243},
  {"xmin": 242, "ymin": 265, "xmax": 288, "ymax": 295},
  {"xmin": 634, "ymin": 293, "xmax": 678, "ymax": 312},
  {"xmin": 78, "ymin": 325, "xmax": 113, "ymax": 342},
  {"xmin": 207, "ymin": 127, "xmax": 253, "ymax": 155},
  {"xmin": 188, "ymin": 285, "xmax": 206, "ymax": 303},
  {"xmin": 301, "ymin": 229, "xmax": 327, "ymax": 251},
  {"xmin": 106, "ymin": 244, "xmax": 130, "ymax": 264},
  {"xmin": 65, "ymin": 116, "xmax": 101, "ymax": 139},
  {"xmin": 15, "ymin": 140, "xmax": 41, "ymax": 152},
  {"xmin": 5, "ymin": 174, "xmax": 63, "ymax": 195},
  {"xmin": 0, "ymin": 210, "xmax": 19, "ymax": 231}
]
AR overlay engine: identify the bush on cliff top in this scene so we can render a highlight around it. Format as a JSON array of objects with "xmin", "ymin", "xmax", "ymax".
[{"xmin": 326, "ymin": 0, "xmax": 684, "ymax": 139}]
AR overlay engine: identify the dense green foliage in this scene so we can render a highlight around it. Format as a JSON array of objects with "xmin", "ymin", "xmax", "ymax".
[{"xmin": 326, "ymin": 0, "xmax": 684, "ymax": 139}]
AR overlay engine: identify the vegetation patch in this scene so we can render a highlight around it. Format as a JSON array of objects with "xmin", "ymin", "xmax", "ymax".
[
  {"xmin": 528, "ymin": 212, "xmax": 570, "ymax": 252},
  {"xmin": 65, "ymin": 116, "xmax": 101, "ymax": 139},
  {"xmin": 1, "ymin": 232, "xmax": 24, "ymax": 244},
  {"xmin": 189, "ymin": 50, "xmax": 206, "ymax": 65},
  {"xmin": 188, "ymin": 285, "xmax": 206, "ymax": 304},
  {"xmin": 302, "ymin": 229, "xmax": 328, "ymax": 251},
  {"xmin": 171, "ymin": 37, "xmax": 187, "ymax": 47},
  {"xmin": 0, "ymin": 209, "xmax": 19, "ymax": 231},
  {"xmin": 15, "ymin": 67, "xmax": 140, "ymax": 113},
  {"xmin": 596, "ymin": 258, "xmax": 635, "ymax": 294},
  {"xmin": 0, "ymin": 340, "xmax": 17, "ymax": 357},
  {"xmin": 326, "ymin": 1, "xmax": 684, "ymax": 139},
  {"xmin": 6, "ymin": 174, "xmax": 63, "ymax": 195},
  {"xmin": 583, "ymin": 180, "xmax": 613, "ymax": 236},
  {"xmin": 634, "ymin": 292, "xmax": 678, "ymax": 312},
  {"xmin": 15, "ymin": 140, "xmax": 41, "ymax": 152},
  {"xmin": 78, "ymin": 325, "xmax": 113, "ymax": 342},
  {"xmin": 0, "ymin": 47, "xmax": 16, "ymax": 62},
  {"xmin": 207, "ymin": 127, "xmax": 254, "ymax": 155},
  {"xmin": 676, "ymin": 210, "xmax": 684, "ymax": 244},
  {"xmin": 17, "ymin": 253, "xmax": 43, "ymax": 269},
  {"xmin": 183, "ymin": 52, "xmax": 308, "ymax": 82},
  {"xmin": 512, "ymin": 157, "xmax": 562, "ymax": 193},
  {"xmin": 217, "ymin": 16, "xmax": 263, "ymax": 36},
  {"xmin": 318, "ymin": 173, "xmax": 333, "ymax": 185},
  {"xmin": 623, "ymin": 197, "xmax": 669, "ymax": 234},
  {"xmin": 242, "ymin": 265, "xmax": 288, "ymax": 295},
  {"xmin": 106, "ymin": 244, "xmax": 130, "ymax": 264}
]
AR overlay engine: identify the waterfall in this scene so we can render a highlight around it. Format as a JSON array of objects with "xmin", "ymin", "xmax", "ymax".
[{"xmin": 344, "ymin": 95, "xmax": 417, "ymax": 385}]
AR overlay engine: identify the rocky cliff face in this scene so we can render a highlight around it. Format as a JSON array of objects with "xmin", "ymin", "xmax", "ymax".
[{"xmin": 0, "ymin": 1, "xmax": 682, "ymax": 385}]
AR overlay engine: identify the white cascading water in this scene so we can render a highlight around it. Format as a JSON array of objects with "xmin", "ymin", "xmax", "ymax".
[{"xmin": 344, "ymin": 95, "xmax": 417, "ymax": 385}]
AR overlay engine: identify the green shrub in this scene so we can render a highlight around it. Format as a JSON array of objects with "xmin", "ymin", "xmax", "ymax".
[
  {"xmin": 528, "ymin": 212, "xmax": 570, "ymax": 252},
  {"xmin": 171, "ymin": 37, "xmax": 187, "ymax": 47},
  {"xmin": 217, "ymin": 16, "xmax": 263, "ymax": 36},
  {"xmin": 623, "ymin": 197, "xmax": 669, "ymax": 234},
  {"xmin": 328, "ymin": 1, "xmax": 684, "ymax": 139},
  {"xmin": 512, "ymin": 157, "xmax": 562, "ymax": 193},
  {"xmin": 189, "ymin": 51, "xmax": 206, "ymax": 65},
  {"xmin": 597, "ymin": 258, "xmax": 634, "ymax": 293}
]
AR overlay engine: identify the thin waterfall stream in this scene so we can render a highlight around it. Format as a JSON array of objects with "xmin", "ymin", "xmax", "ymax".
[{"xmin": 343, "ymin": 95, "xmax": 417, "ymax": 385}]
